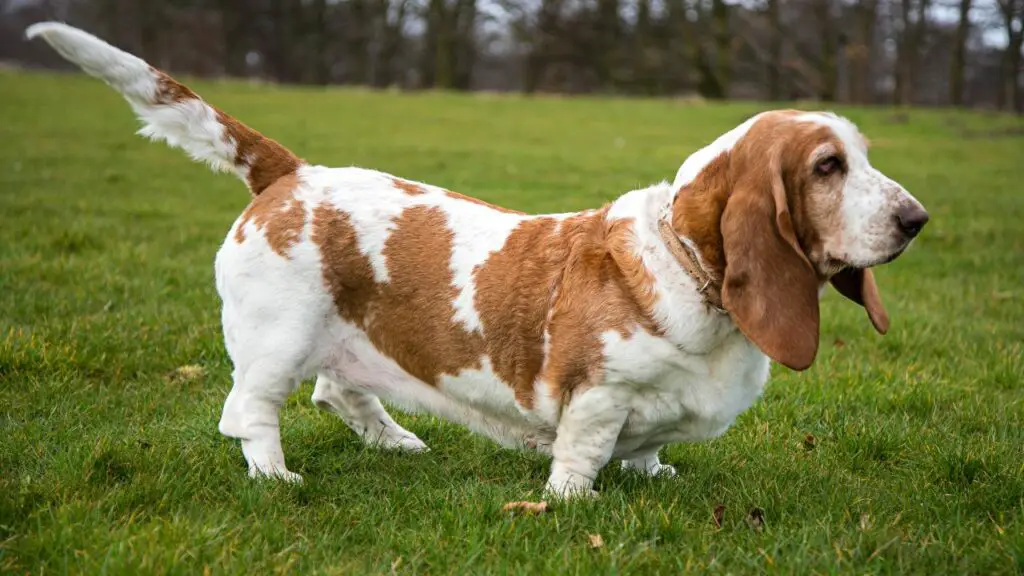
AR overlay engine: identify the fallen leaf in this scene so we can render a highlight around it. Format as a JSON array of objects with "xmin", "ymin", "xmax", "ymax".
[
  {"xmin": 833, "ymin": 337, "xmax": 846, "ymax": 348},
  {"xmin": 803, "ymin": 434, "xmax": 817, "ymax": 451},
  {"xmin": 168, "ymin": 364, "xmax": 205, "ymax": 382},
  {"xmin": 712, "ymin": 504, "xmax": 725, "ymax": 528},
  {"xmin": 746, "ymin": 507, "xmax": 765, "ymax": 532},
  {"xmin": 859, "ymin": 513, "xmax": 873, "ymax": 531},
  {"xmin": 588, "ymin": 534, "xmax": 604, "ymax": 548},
  {"xmin": 502, "ymin": 501, "xmax": 549, "ymax": 515}
]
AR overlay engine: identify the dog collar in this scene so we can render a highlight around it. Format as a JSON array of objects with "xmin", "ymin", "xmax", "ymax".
[{"xmin": 657, "ymin": 218, "xmax": 727, "ymax": 314}]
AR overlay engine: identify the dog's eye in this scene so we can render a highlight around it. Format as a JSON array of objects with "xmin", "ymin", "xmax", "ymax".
[{"xmin": 815, "ymin": 156, "xmax": 842, "ymax": 176}]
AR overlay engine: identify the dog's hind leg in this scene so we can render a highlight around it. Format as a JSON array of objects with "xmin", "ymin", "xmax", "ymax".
[
  {"xmin": 217, "ymin": 295, "xmax": 317, "ymax": 482},
  {"xmin": 312, "ymin": 374, "xmax": 428, "ymax": 452},
  {"xmin": 219, "ymin": 357, "xmax": 306, "ymax": 482}
]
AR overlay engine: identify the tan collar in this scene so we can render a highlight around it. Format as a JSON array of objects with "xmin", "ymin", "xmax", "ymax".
[{"xmin": 657, "ymin": 218, "xmax": 727, "ymax": 314}]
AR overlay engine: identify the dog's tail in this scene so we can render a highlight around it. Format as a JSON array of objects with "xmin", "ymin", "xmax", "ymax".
[{"xmin": 25, "ymin": 22, "xmax": 301, "ymax": 195}]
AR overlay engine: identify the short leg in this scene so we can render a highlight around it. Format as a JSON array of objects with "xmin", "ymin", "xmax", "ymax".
[
  {"xmin": 622, "ymin": 449, "xmax": 677, "ymax": 477},
  {"xmin": 219, "ymin": 362, "xmax": 303, "ymax": 483},
  {"xmin": 312, "ymin": 375, "xmax": 428, "ymax": 452},
  {"xmin": 545, "ymin": 388, "xmax": 628, "ymax": 499}
]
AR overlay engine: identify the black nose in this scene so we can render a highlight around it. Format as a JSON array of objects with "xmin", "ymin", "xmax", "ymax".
[{"xmin": 897, "ymin": 204, "xmax": 929, "ymax": 238}]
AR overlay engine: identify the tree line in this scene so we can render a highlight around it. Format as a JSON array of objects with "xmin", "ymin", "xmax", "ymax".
[{"xmin": 3, "ymin": 0, "xmax": 1022, "ymax": 112}]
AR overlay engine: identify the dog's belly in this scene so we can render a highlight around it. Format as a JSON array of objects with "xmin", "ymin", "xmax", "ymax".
[
  {"xmin": 317, "ymin": 325, "xmax": 556, "ymax": 451},
  {"xmin": 315, "ymin": 321, "xmax": 768, "ymax": 459}
]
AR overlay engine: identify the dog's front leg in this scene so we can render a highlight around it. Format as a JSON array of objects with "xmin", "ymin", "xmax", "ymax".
[
  {"xmin": 622, "ymin": 450, "xmax": 677, "ymax": 477},
  {"xmin": 545, "ymin": 387, "xmax": 628, "ymax": 499}
]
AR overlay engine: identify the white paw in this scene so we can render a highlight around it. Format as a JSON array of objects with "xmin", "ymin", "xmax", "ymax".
[
  {"xmin": 545, "ymin": 479, "xmax": 599, "ymax": 500},
  {"xmin": 649, "ymin": 463, "xmax": 677, "ymax": 477},
  {"xmin": 248, "ymin": 466, "xmax": 304, "ymax": 484},
  {"xmin": 364, "ymin": 429, "xmax": 430, "ymax": 452},
  {"xmin": 381, "ymin": 434, "xmax": 430, "ymax": 453},
  {"xmin": 622, "ymin": 459, "xmax": 676, "ymax": 478}
]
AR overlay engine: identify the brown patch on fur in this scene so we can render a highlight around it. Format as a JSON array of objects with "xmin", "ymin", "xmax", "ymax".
[
  {"xmin": 475, "ymin": 210, "xmax": 658, "ymax": 405},
  {"xmin": 541, "ymin": 211, "xmax": 659, "ymax": 400},
  {"xmin": 233, "ymin": 174, "xmax": 305, "ymax": 258},
  {"xmin": 311, "ymin": 202, "xmax": 659, "ymax": 407},
  {"xmin": 152, "ymin": 69, "xmax": 198, "ymax": 103},
  {"xmin": 149, "ymin": 68, "xmax": 301, "ymax": 196},
  {"xmin": 219, "ymin": 111, "xmax": 302, "ymax": 195},
  {"xmin": 445, "ymin": 190, "xmax": 525, "ymax": 214},
  {"xmin": 392, "ymin": 178, "xmax": 427, "ymax": 196},
  {"xmin": 671, "ymin": 151, "xmax": 731, "ymax": 275},
  {"xmin": 312, "ymin": 204, "xmax": 485, "ymax": 387},
  {"xmin": 473, "ymin": 217, "xmax": 561, "ymax": 407},
  {"xmin": 373, "ymin": 206, "xmax": 486, "ymax": 384}
]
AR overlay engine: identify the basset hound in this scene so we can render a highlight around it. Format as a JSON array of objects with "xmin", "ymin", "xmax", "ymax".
[{"xmin": 29, "ymin": 22, "xmax": 928, "ymax": 498}]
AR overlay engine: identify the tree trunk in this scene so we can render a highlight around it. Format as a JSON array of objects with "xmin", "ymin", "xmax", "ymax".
[
  {"xmin": 269, "ymin": 0, "xmax": 298, "ymax": 83},
  {"xmin": 452, "ymin": 0, "xmax": 477, "ymax": 90},
  {"xmin": 220, "ymin": 0, "xmax": 250, "ymax": 77},
  {"xmin": 711, "ymin": 0, "xmax": 731, "ymax": 99},
  {"xmin": 593, "ymin": 0, "xmax": 620, "ymax": 90},
  {"xmin": 310, "ymin": 0, "xmax": 329, "ymax": 85},
  {"xmin": 893, "ymin": 0, "xmax": 911, "ymax": 105},
  {"xmin": 346, "ymin": 0, "xmax": 370, "ymax": 85},
  {"xmin": 850, "ymin": 0, "xmax": 877, "ymax": 104},
  {"xmin": 816, "ymin": 0, "xmax": 837, "ymax": 102},
  {"xmin": 908, "ymin": 0, "xmax": 930, "ymax": 103},
  {"xmin": 767, "ymin": 0, "xmax": 781, "ymax": 100},
  {"xmin": 375, "ymin": 0, "xmax": 408, "ymax": 88},
  {"xmin": 949, "ymin": 0, "xmax": 971, "ymax": 106},
  {"xmin": 138, "ymin": 0, "xmax": 162, "ymax": 68},
  {"xmin": 999, "ymin": 0, "xmax": 1024, "ymax": 113}
]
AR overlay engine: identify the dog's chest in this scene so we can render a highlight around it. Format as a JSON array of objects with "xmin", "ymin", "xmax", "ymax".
[{"xmin": 601, "ymin": 328, "xmax": 771, "ymax": 457}]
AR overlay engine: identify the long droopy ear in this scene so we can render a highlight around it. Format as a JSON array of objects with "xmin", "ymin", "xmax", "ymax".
[
  {"xmin": 829, "ymin": 268, "xmax": 889, "ymax": 334},
  {"xmin": 721, "ymin": 163, "xmax": 821, "ymax": 371}
]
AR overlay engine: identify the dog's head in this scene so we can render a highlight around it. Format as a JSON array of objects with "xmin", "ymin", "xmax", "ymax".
[{"xmin": 671, "ymin": 111, "xmax": 928, "ymax": 370}]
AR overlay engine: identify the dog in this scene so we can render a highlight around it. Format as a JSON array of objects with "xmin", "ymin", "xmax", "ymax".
[{"xmin": 28, "ymin": 22, "xmax": 928, "ymax": 498}]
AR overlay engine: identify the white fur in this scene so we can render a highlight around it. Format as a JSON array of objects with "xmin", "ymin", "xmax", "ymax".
[
  {"xmin": 27, "ymin": 22, "xmax": 247, "ymax": 182},
  {"xmin": 31, "ymin": 23, "xmax": 922, "ymax": 499}
]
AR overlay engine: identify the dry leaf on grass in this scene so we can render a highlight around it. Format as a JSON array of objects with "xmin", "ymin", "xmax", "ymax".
[
  {"xmin": 168, "ymin": 364, "xmax": 205, "ymax": 382},
  {"xmin": 859, "ymin": 513, "xmax": 873, "ymax": 531},
  {"xmin": 803, "ymin": 433, "xmax": 817, "ymax": 451},
  {"xmin": 502, "ymin": 501, "xmax": 549, "ymax": 515},
  {"xmin": 588, "ymin": 534, "xmax": 604, "ymax": 548},
  {"xmin": 712, "ymin": 504, "xmax": 725, "ymax": 528}
]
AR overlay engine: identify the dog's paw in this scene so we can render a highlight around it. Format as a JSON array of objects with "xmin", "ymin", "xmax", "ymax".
[
  {"xmin": 248, "ymin": 466, "xmax": 304, "ymax": 484},
  {"xmin": 622, "ymin": 458, "xmax": 676, "ymax": 478},
  {"xmin": 648, "ymin": 463, "xmax": 677, "ymax": 477},
  {"xmin": 544, "ymin": 480, "xmax": 599, "ymax": 501},
  {"xmin": 381, "ymin": 434, "xmax": 430, "ymax": 453},
  {"xmin": 365, "ymin": 429, "xmax": 430, "ymax": 453}
]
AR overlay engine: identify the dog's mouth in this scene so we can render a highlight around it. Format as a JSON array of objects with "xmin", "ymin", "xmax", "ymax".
[{"xmin": 826, "ymin": 244, "xmax": 908, "ymax": 275}]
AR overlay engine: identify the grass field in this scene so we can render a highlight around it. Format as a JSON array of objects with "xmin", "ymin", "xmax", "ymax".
[{"xmin": 1, "ymin": 70, "xmax": 1023, "ymax": 574}]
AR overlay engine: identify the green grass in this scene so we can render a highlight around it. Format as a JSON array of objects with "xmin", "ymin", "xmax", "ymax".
[{"xmin": 2, "ymin": 71, "xmax": 1023, "ymax": 574}]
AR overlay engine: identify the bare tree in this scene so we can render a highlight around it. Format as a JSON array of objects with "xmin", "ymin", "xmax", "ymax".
[
  {"xmin": 815, "ymin": 0, "xmax": 838, "ymax": 102},
  {"xmin": 996, "ymin": 0, "xmax": 1024, "ymax": 112},
  {"xmin": 949, "ymin": 0, "xmax": 972, "ymax": 106},
  {"xmin": 766, "ymin": 0, "xmax": 782, "ymax": 100},
  {"xmin": 849, "ymin": 0, "xmax": 878, "ymax": 104}
]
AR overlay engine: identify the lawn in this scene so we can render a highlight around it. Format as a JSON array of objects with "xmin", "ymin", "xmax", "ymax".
[{"xmin": 1, "ymin": 70, "xmax": 1022, "ymax": 574}]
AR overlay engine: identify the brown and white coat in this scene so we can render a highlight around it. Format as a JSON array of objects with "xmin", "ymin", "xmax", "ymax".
[{"xmin": 29, "ymin": 22, "xmax": 929, "ymax": 498}]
